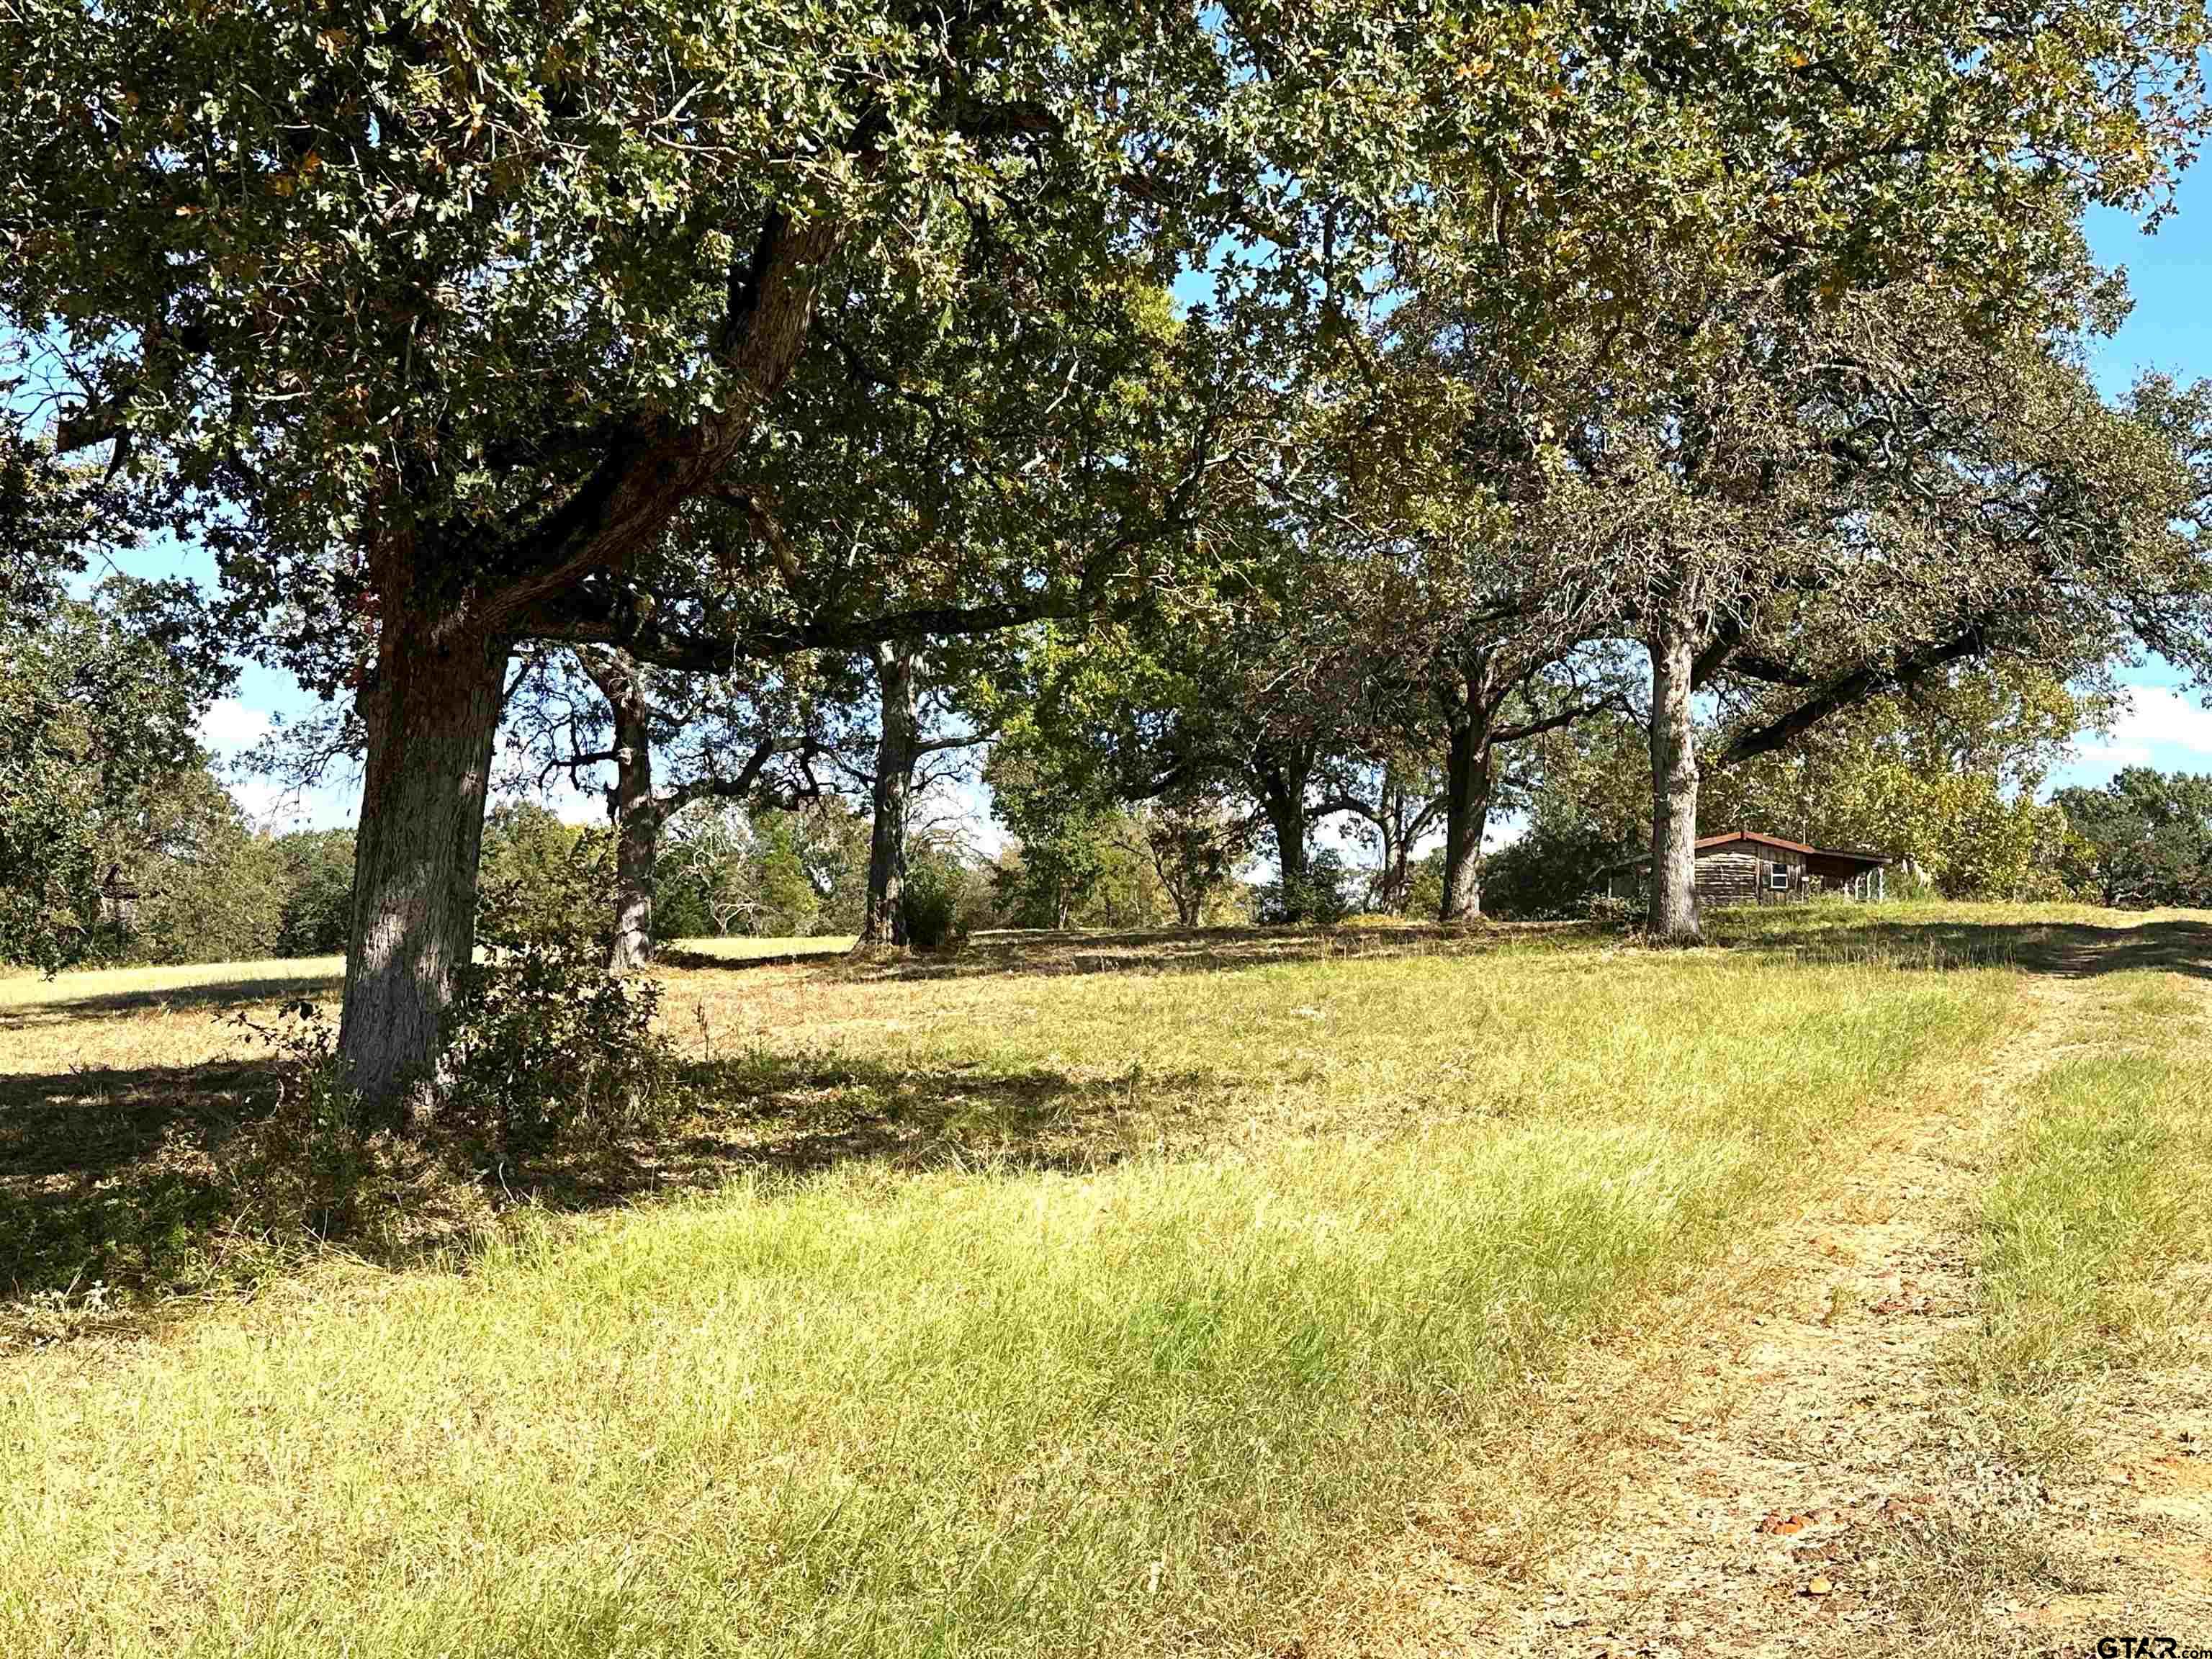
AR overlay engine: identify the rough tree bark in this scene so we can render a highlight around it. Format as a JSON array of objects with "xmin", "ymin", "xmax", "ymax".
[
  {"xmin": 1170, "ymin": 883, "xmax": 1201, "ymax": 928},
  {"xmin": 593, "ymin": 655, "xmax": 664, "ymax": 974},
  {"xmin": 1375, "ymin": 814, "xmax": 1411, "ymax": 912},
  {"xmin": 1138, "ymin": 812, "xmax": 1213, "ymax": 928},
  {"xmin": 338, "ymin": 592, "xmax": 510, "ymax": 1113},
  {"xmin": 1647, "ymin": 611, "xmax": 1703, "ymax": 942},
  {"xmin": 1438, "ymin": 720, "xmax": 1496, "ymax": 923},
  {"xmin": 1255, "ymin": 751, "xmax": 1313, "ymax": 922},
  {"xmin": 334, "ymin": 210, "xmax": 837, "ymax": 1103},
  {"xmin": 573, "ymin": 644, "xmax": 786, "ymax": 971},
  {"xmin": 856, "ymin": 642, "xmax": 918, "ymax": 950},
  {"xmin": 1433, "ymin": 652, "xmax": 1509, "ymax": 924}
]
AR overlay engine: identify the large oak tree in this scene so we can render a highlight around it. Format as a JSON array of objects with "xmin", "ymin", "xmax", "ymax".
[{"xmin": 1, "ymin": 0, "xmax": 1368, "ymax": 1100}]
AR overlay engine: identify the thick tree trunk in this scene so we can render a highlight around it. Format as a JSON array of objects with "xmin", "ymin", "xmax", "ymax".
[
  {"xmin": 607, "ymin": 700, "xmax": 661, "ymax": 975},
  {"xmin": 331, "ymin": 218, "xmax": 838, "ymax": 1106},
  {"xmin": 1370, "ymin": 782, "xmax": 1411, "ymax": 913},
  {"xmin": 856, "ymin": 644, "xmax": 917, "ymax": 949},
  {"xmin": 338, "ymin": 608, "xmax": 508, "ymax": 1113},
  {"xmin": 1259, "ymin": 767, "xmax": 1310, "ymax": 922},
  {"xmin": 574, "ymin": 647, "xmax": 665, "ymax": 973},
  {"xmin": 1647, "ymin": 614, "xmax": 1702, "ymax": 942},
  {"xmin": 564, "ymin": 647, "xmax": 668, "ymax": 971},
  {"xmin": 1378, "ymin": 838, "xmax": 1411, "ymax": 914},
  {"xmin": 1439, "ymin": 720, "xmax": 1495, "ymax": 923}
]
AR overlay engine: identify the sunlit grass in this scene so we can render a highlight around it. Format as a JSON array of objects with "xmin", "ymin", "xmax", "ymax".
[
  {"xmin": 1956, "ymin": 971, "xmax": 2212, "ymax": 1468},
  {"xmin": 0, "ymin": 919, "xmax": 2019, "ymax": 1658},
  {"xmin": 0, "ymin": 937, "xmax": 850, "ymax": 1012},
  {"xmin": 665, "ymin": 933, "xmax": 855, "ymax": 961},
  {"xmin": 0, "ymin": 955, "xmax": 347, "ymax": 1008}
]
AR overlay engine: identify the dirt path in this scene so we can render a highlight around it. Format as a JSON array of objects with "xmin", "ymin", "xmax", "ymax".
[{"xmin": 1353, "ymin": 964, "xmax": 2212, "ymax": 1659}]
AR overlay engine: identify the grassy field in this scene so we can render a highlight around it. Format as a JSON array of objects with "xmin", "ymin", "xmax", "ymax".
[
  {"xmin": 2, "ymin": 904, "xmax": 2208, "ymax": 1656},
  {"xmin": 1956, "ymin": 968, "xmax": 2212, "ymax": 1469}
]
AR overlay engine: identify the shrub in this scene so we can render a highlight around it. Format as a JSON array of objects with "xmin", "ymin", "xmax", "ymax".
[
  {"xmin": 126, "ymin": 770, "xmax": 288, "ymax": 963},
  {"xmin": 1578, "ymin": 891, "xmax": 1637, "ymax": 928},
  {"xmin": 443, "ymin": 832, "xmax": 684, "ymax": 1151},
  {"xmin": 1256, "ymin": 849, "xmax": 1354, "ymax": 926},
  {"xmin": 274, "ymin": 830, "xmax": 356, "ymax": 956},
  {"xmin": 443, "ymin": 945, "xmax": 676, "ymax": 1150},
  {"xmin": 1483, "ymin": 826, "xmax": 1644, "ymax": 919},
  {"xmin": 227, "ymin": 999, "xmax": 371, "ymax": 1239},
  {"xmin": 901, "ymin": 858, "xmax": 971, "ymax": 954}
]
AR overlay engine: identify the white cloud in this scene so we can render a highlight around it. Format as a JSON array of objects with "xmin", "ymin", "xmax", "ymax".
[
  {"xmin": 226, "ymin": 775, "xmax": 288, "ymax": 822},
  {"xmin": 198, "ymin": 697, "xmax": 273, "ymax": 755},
  {"xmin": 223, "ymin": 773, "xmax": 359, "ymax": 834},
  {"xmin": 2067, "ymin": 686, "xmax": 2212, "ymax": 778},
  {"xmin": 549, "ymin": 778, "xmax": 608, "ymax": 826}
]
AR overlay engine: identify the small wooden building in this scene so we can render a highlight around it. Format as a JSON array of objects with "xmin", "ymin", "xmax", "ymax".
[
  {"xmin": 99, "ymin": 865, "xmax": 141, "ymax": 935},
  {"xmin": 1606, "ymin": 830, "xmax": 1890, "ymax": 908}
]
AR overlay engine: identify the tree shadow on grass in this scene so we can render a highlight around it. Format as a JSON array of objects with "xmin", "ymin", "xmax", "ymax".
[
  {"xmin": 1, "ymin": 1043, "xmax": 1215, "ymax": 1321},
  {"xmin": 0, "ymin": 1060, "xmax": 278, "ymax": 1308},
  {"xmin": 0, "ymin": 966, "xmax": 348, "ymax": 1030},
  {"xmin": 509, "ymin": 1048, "xmax": 1218, "ymax": 1212},
  {"xmin": 14, "ymin": 912, "xmax": 2202, "ymax": 1328},
  {"xmin": 667, "ymin": 921, "xmax": 1592, "ymax": 988},
  {"xmin": 1717, "ymin": 915, "xmax": 2212, "ymax": 980},
  {"xmin": 665, "ymin": 913, "xmax": 2212, "ymax": 991}
]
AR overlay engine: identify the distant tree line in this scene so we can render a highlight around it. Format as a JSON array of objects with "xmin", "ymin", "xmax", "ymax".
[
  {"xmin": 2053, "ymin": 770, "xmax": 2212, "ymax": 909},
  {"xmin": 0, "ymin": 764, "xmax": 355, "ymax": 970},
  {"xmin": 1463, "ymin": 666, "xmax": 2099, "ymax": 914},
  {"xmin": 476, "ymin": 794, "xmax": 1258, "ymax": 957},
  {"xmin": 17, "ymin": 673, "xmax": 2212, "ymax": 974}
]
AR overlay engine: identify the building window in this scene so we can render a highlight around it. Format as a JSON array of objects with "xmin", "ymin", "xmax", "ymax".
[{"xmin": 1768, "ymin": 863, "xmax": 1790, "ymax": 891}]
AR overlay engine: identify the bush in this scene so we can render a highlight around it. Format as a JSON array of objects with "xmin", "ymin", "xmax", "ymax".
[
  {"xmin": 1483, "ymin": 826, "xmax": 1644, "ymax": 919},
  {"xmin": 126, "ymin": 770, "xmax": 288, "ymax": 963},
  {"xmin": 443, "ymin": 943, "xmax": 677, "ymax": 1151},
  {"xmin": 477, "ymin": 801, "xmax": 610, "ymax": 930},
  {"xmin": 900, "ymin": 858, "xmax": 972, "ymax": 954},
  {"xmin": 274, "ymin": 830, "xmax": 356, "ymax": 956},
  {"xmin": 444, "ymin": 832, "xmax": 684, "ymax": 1151},
  {"xmin": 1578, "ymin": 892, "xmax": 1637, "ymax": 928},
  {"xmin": 1256, "ymin": 849, "xmax": 1354, "ymax": 926},
  {"xmin": 1404, "ymin": 848, "xmax": 1447, "ymax": 920},
  {"xmin": 228, "ymin": 1000, "xmax": 372, "ymax": 1237}
]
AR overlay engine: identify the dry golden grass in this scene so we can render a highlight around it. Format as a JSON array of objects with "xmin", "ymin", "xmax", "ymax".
[{"xmin": 662, "ymin": 932, "xmax": 856, "ymax": 962}]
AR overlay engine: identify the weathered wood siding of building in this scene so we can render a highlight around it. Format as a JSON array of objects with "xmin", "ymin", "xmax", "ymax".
[
  {"xmin": 1694, "ymin": 850, "xmax": 1761, "ymax": 907},
  {"xmin": 1695, "ymin": 845, "xmax": 1804, "ymax": 907},
  {"xmin": 1604, "ymin": 833, "xmax": 1876, "ymax": 908}
]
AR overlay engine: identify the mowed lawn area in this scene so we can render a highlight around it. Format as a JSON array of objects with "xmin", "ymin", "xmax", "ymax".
[{"xmin": 2, "ymin": 907, "xmax": 2208, "ymax": 1657}]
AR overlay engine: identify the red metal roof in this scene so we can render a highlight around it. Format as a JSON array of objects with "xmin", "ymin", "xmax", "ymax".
[
  {"xmin": 1696, "ymin": 829, "xmax": 1816, "ymax": 855},
  {"xmin": 1611, "ymin": 830, "xmax": 1892, "ymax": 869},
  {"xmin": 1696, "ymin": 830, "xmax": 1890, "ymax": 866}
]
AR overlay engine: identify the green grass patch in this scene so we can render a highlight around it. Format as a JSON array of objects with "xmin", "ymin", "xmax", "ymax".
[
  {"xmin": 3, "ymin": 934, "xmax": 2012, "ymax": 1656},
  {"xmin": 1958, "ymin": 974, "xmax": 2212, "ymax": 1467}
]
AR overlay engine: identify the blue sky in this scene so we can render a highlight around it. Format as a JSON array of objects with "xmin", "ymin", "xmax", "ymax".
[
  {"xmin": 2047, "ymin": 171, "xmax": 2212, "ymax": 791},
  {"xmin": 153, "ymin": 166, "xmax": 2212, "ymax": 835}
]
